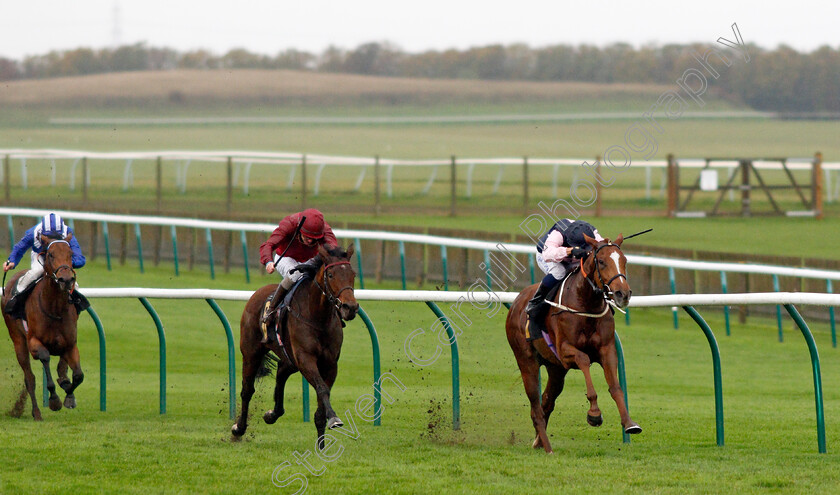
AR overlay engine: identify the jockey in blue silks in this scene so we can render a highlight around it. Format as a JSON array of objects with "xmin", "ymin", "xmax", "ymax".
[
  {"xmin": 526, "ymin": 218, "xmax": 603, "ymax": 341},
  {"xmin": 3, "ymin": 213, "xmax": 86, "ymax": 317}
]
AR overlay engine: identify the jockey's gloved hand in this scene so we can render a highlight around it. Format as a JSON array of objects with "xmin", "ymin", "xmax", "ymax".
[
  {"xmin": 571, "ymin": 247, "xmax": 587, "ymax": 258},
  {"xmin": 290, "ymin": 263, "xmax": 318, "ymax": 278}
]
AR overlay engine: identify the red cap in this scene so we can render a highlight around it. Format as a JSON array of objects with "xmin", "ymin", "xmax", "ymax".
[{"xmin": 300, "ymin": 208, "xmax": 325, "ymax": 239}]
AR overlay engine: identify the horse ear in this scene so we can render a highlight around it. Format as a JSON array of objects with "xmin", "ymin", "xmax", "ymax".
[
  {"xmin": 65, "ymin": 232, "xmax": 73, "ymax": 243},
  {"xmin": 345, "ymin": 243, "xmax": 355, "ymax": 259},
  {"xmin": 614, "ymin": 233, "xmax": 623, "ymax": 247},
  {"xmin": 583, "ymin": 234, "xmax": 598, "ymax": 247},
  {"xmin": 40, "ymin": 234, "xmax": 51, "ymax": 246}
]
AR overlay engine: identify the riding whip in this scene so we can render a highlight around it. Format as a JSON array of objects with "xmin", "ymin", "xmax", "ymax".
[{"xmin": 622, "ymin": 228, "xmax": 653, "ymax": 241}]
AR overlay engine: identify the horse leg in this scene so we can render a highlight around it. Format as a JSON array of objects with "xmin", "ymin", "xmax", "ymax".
[
  {"xmin": 11, "ymin": 338, "xmax": 40, "ymax": 420},
  {"xmin": 599, "ymin": 344, "xmax": 642, "ymax": 434},
  {"xmin": 561, "ymin": 343, "xmax": 602, "ymax": 427},
  {"xmin": 511, "ymin": 352, "xmax": 551, "ymax": 453},
  {"xmin": 533, "ymin": 364, "xmax": 568, "ymax": 449},
  {"xmin": 296, "ymin": 353, "xmax": 338, "ymax": 442},
  {"xmin": 232, "ymin": 348, "xmax": 265, "ymax": 438},
  {"xmin": 319, "ymin": 359, "xmax": 342, "ymax": 431},
  {"xmin": 59, "ymin": 345, "xmax": 84, "ymax": 409},
  {"xmin": 29, "ymin": 339, "xmax": 61, "ymax": 412},
  {"xmin": 264, "ymin": 360, "xmax": 296, "ymax": 425}
]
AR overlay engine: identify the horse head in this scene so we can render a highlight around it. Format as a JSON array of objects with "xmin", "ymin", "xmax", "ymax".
[
  {"xmin": 40, "ymin": 234, "xmax": 76, "ymax": 294},
  {"xmin": 583, "ymin": 233, "xmax": 631, "ymax": 309},
  {"xmin": 317, "ymin": 244, "xmax": 359, "ymax": 321}
]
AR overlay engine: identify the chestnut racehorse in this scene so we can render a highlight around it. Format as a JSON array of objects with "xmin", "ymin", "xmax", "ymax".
[
  {"xmin": 505, "ymin": 234, "xmax": 641, "ymax": 453},
  {"xmin": 232, "ymin": 244, "xmax": 359, "ymax": 443},
  {"xmin": 2, "ymin": 235, "xmax": 84, "ymax": 420}
]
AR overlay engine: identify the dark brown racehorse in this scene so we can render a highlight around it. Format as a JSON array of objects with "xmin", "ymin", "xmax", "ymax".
[
  {"xmin": 2, "ymin": 235, "xmax": 84, "ymax": 420},
  {"xmin": 232, "ymin": 244, "xmax": 359, "ymax": 442},
  {"xmin": 506, "ymin": 234, "xmax": 641, "ymax": 453}
]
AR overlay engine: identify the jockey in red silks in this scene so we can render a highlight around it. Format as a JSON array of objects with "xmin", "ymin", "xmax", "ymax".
[
  {"xmin": 526, "ymin": 218, "xmax": 603, "ymax": 341},
  {"xmin": 258, "ymin": 208, "xmax": 338, "ymax": 343},
  {"xmin": 3, "ymin": 212, "xmax": 87, "ymax": 317}
]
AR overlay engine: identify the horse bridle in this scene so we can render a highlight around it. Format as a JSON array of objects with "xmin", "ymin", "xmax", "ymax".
[
  {"xmin": 583, "ymin": 242, "xmax": 627, "ymax": 304},
  {"xmin": 315, "ymin": 261, "xmax": 355, "ymax": 317},
  {"xmin": 43, "ymin": 239, "xmax": 76, "ymax": 286}
]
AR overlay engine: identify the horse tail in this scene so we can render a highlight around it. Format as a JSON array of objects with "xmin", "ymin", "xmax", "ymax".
[{"xmin": 257, "ymin": 353, "xmax": 280, "ymax": 379}]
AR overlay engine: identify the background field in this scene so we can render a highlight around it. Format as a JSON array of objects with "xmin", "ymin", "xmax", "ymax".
[
  {"xmin": 2, "ymin": 69, "xmax": 839, "ymax": 494},
  {"xmin": 1, "ymin": 260, "xmax": 840, "ymax": 494}
]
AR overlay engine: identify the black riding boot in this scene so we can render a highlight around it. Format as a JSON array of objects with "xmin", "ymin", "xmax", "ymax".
[
  {"xmin": 260, "ymin": 286, "xmax": 290, "ymax": 344},
  {"xmin": 525, "ymin": 282, "xmax": 553, "ymax": 341},
  {"xmin": 3, "ymin": 284, "xmax": 21, "ymax": 316}
]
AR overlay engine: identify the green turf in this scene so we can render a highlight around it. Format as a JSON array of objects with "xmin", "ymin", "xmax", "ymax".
[{"xmin": 1, "ymin": 260, "xmax": 839, "ymax": 494}]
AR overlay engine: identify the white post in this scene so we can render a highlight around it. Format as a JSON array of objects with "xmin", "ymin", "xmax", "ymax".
[
  {"xmin": 492, "ymin": 165, "xmax": 504, "ymax": 195},
  {"xmin": 421, "ymin": 166, "xmax": 437, "ymax": 195},
  {"xmin": 20, "ymin": 158, "xmax": 27, "ymax": 190},
  {"xmin": 465, "ymin": 162, "xmax": 476, "ymax": 198},
  {"xmin": 354, "ymin": 167, "xmax": 367, "ymax": 191},
  {"xmin": 242, "ymin": 161, "xmax": 254, "ymax": 195},
  {"xmin": 386, "ymin": 163, "xmax": 394, "ymax": 198},
  {"xmin": 286, "ymin": 166, "xmax": 296, "ymax": 191},
  {"xmin": 122, "ymin": 159, "xmax": 133, "ymax": 191},
  {"xmin": 313, "ymin": 163, "xmax": 326, "ymax": 196}
]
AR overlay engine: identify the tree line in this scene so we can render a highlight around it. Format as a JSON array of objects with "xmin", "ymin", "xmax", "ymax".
[{"xmin": 1, "ymin": 42, "xmax": 837, "ymax": 112}]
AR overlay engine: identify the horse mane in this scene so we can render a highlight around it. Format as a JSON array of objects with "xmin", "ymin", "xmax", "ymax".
[{"xmin": 311, "ymin": 245, "xmax": 348, "ymax": 270}]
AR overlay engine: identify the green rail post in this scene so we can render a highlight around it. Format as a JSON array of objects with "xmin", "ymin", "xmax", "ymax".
[
  {"xmin": 240, "ymin": 230, "xmax": 250, "ymax": 284},
  {"xmin": 7, "ymin": 215, "xmax": 14, "ymax": 251},
  {"xmin": 827, "ymin": 279, "xmax": 836, "ymax": 348},
  {"xmin": 139, "ymin": 297, "xmax": 166, "ymax": 414},
  {"xmin": 354, "ymin": 238, "xmax": 364, "ymax": 289},
  {"xmin": 399, "ymin": 240, "xmax": 406, "ymax": 290},
  {"xmin": 529, "ymin": 255, "xmax": 535, "ymax": 284},
  {"xmin": 302, "ymin": 377, "xmax": 310, "ymax": 422},
  {"xmin": 484, "ymin": 250, "xmax": 492, "ymax": 290},
  {"xmin": 171, "ymin": 225, "xmax": 179, "ymax": 277},
  {"xmin": 425, "ymin": 301, "xmax": 460, "ymax": 430},
  {"xmin": 134, "ymin": 223, "xmax": 144, "ymax": 273},
  {"xmin": 102, "ymin": 222, "xmax": 112, "ymax": 271},
  {"xmin": 682, "ymin": 306, "xmax": 725, "ymax": 447},
  {"xmin": 669, "ymin": 267, "xmax": 678, "ymax": 329},
  {"xmin": 614, "ymin": 331, "xmax": 631, "ymax": 444},
  {"xmin": 773, "ymin": 274, "xmax": 783, "ymax": 342},
  {"xmin": 720, "ymin": 271, "xmax": 730, "ymax": 336},
  {"xmin": 85, "ymin": 306, "xmax": 107, "ymax": 412},
  {"xmin": 357, "ymin": 306, "xmax": 382, "ymax": 426},
  {"xmin": 42, "ymin": 368, "xmax": 48, "ymax": 407},
  {"xmin": 441, "ymin": 245, "xmax": 448, "ymax": 291},
  {"xmin": 625, "ymin": 308, "xmax": 630, "ymax": 326},
  {"xmin": 205, "ymin": 299, "xmax": 237, "ymax": 420},
  {"xmin": 206, "ymin": 228, "xmax": 215, "ymax": 280},
  {"xmin": 783, "ymin": 304, "xmax": 826, "ymax": 453}
]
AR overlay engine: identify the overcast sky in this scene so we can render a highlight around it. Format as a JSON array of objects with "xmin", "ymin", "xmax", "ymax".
[{"xmin": 1, "ymin": 1, "xmax": 838, "ymax": 59}]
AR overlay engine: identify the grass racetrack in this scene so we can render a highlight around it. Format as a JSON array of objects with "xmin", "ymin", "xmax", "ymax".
[{"xmin": 1, "ymin": 260, "xmax": 839, "ymax": 494}]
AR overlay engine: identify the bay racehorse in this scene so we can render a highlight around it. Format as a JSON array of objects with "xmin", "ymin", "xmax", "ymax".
[
  {"xmin": 232, "ymin": 244, "xmax": 359, "ymax": 442},
  {"xmin": 505, "ymin": 234, "xmax": 641, "ymax": 453},
  {"xmin": 2, "ymin": 234, "xmax": 84, "ymax": 420}
]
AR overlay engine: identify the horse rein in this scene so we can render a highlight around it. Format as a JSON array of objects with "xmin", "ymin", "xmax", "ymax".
[
  {"xmin": 315, "ymin": 261, "xmax": 355, "ymax": 317},
  {"xmin": 547, "ymin": 242, "xmax": 627, "ymax": 318}
]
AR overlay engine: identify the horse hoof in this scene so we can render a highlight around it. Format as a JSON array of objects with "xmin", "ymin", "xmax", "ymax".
[
  {"xmin": 586, "ymin": 414, "xmax": 603, "ymax": 427},
  {"xmin": 48, "ymin": 398, "xmax": 62, "ymax": 412},
  {"xmin": 532, "ymin": 436, "xmax": 542, "ymax": 449},
  {"xmin": 231, "ymin": 424, "xmax": 245, "ymax": 437},
  {"xmin": 327, "ymin": 417, "xmax": 344, "ymax": 429},
  {"xmin": 33, "ymin": 411, "xmax": 42, "ymax": 421},
  {"xmin": 263, "ymin": 410, "xmax": 279, "ymax": 424},
  {"xmin": 624, "ymin": 423, "xmax": 642, "ymax": 434},
  {"xmin": 64, "ymin": 395, "xmax": 77, "ymax": 409}
]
